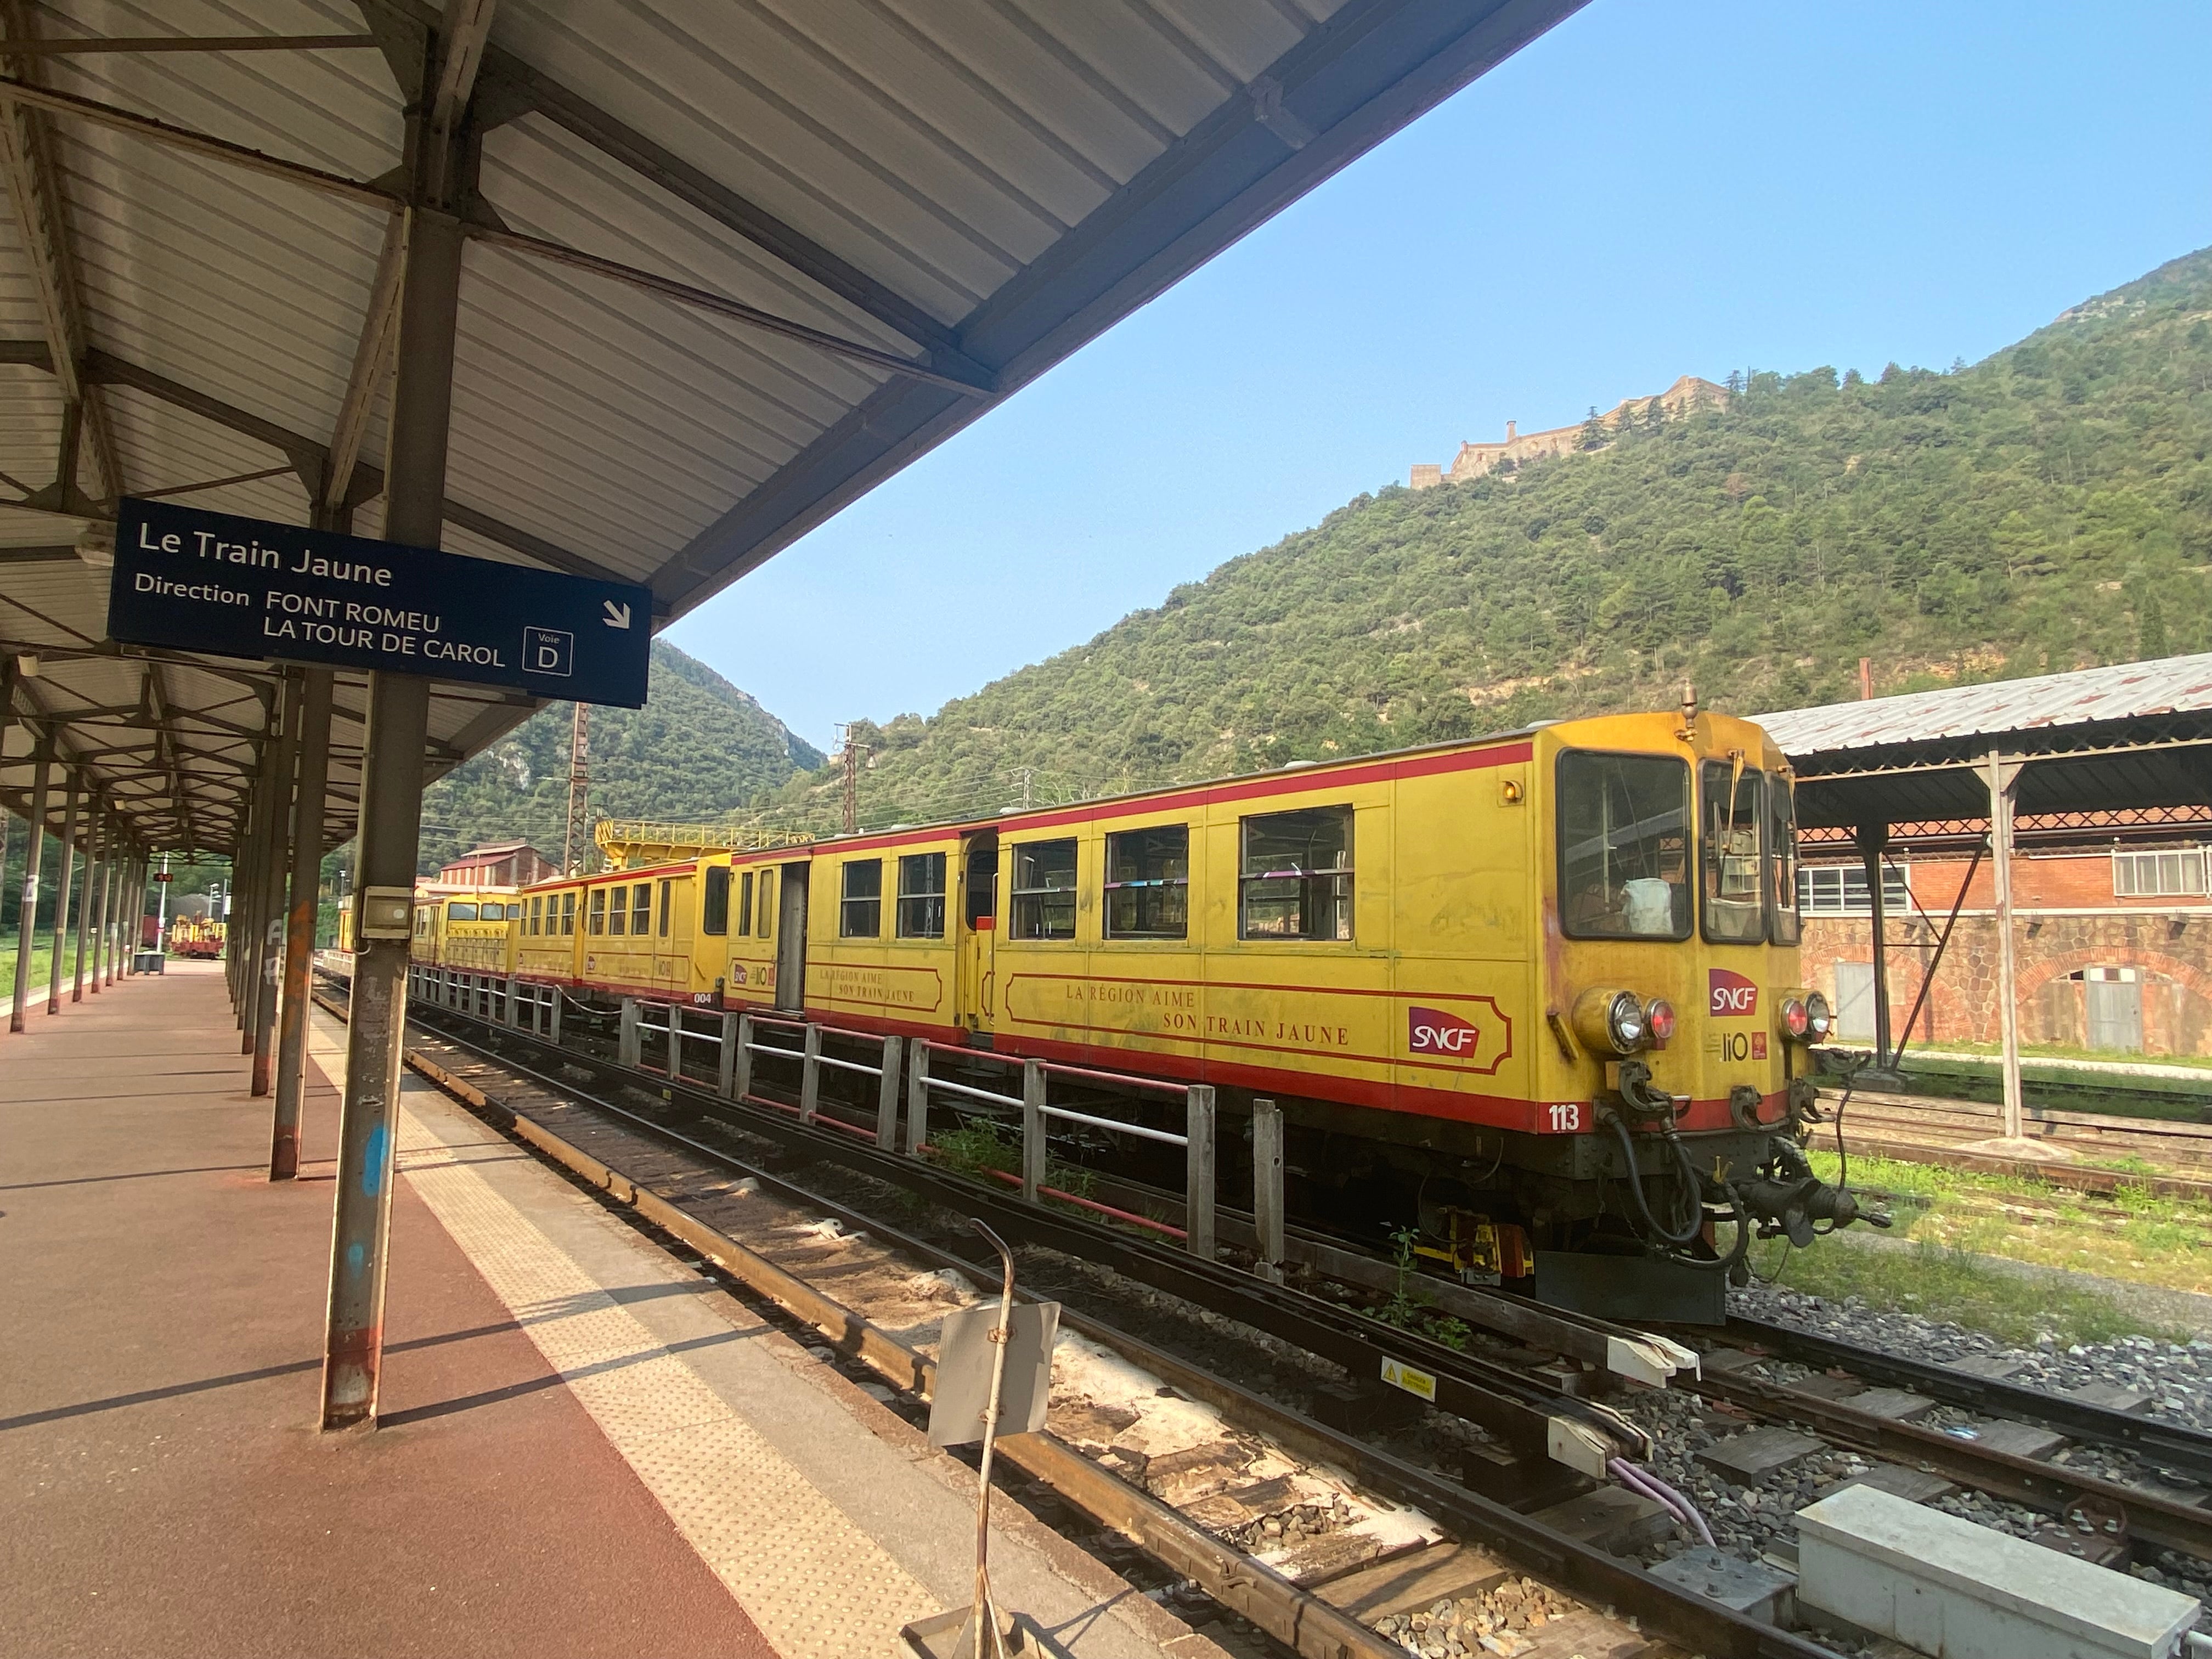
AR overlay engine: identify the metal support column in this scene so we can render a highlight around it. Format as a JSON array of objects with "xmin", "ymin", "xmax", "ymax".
[
  {"xmin": 272, "ymin": 670, "xmax": 333, "ymax": 1177},
  {"xmin": 1987, "ymin": 752, "xmax": 2026, "ymax": 1142},
  {"xmin": 1021, "ymin": 1059, "xmax": 1046, "ymax": 1203},
  {"xmin": 1185, "ymin": 1084, "xmax": 1217, "ymax": 1260},
  {"xmin": 323, "ymin": 199, "xmax": 466, "ymax": 1431},
  {"xmin": 1854, "ymin": 822, "xmax": 1893, "ymax": 1071},
  {"xmin": 71, "ymin": 803, "xmax": 97, "ymax": 1000},
  {"xmin": 1251, "ymin": 1098, "xmax": 1284, "ymax": 1283},
  {"xmin": 252, "ymin": 680, "xmax": 300, "ymax": 1094},
  {"xmin": 89, "ymin": 815, "xmax": 110, "ymax": 995},
  {"xmin": 45, "ymin": 769, "xmax": 79, "ymax": 1013},
  {"xmin": 876, "ymin": 1034, "xmax": 903, "ymax": 1150},
  {"xmin": 9, "ymin": 739, "xmax": 51, "ymax": 1033},
  {"xmin": 235, "ymin": 791, "xmax": 259, "ymax": 1028}
]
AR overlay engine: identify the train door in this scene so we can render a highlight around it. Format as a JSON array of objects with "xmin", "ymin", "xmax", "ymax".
[
  {"xmin": 774, "ymin": 862, "xmax": 809, "ymax": 1013},
  {"xmin": 957, "ymin": 832, "xmax": 998, "ymax": 1030}
]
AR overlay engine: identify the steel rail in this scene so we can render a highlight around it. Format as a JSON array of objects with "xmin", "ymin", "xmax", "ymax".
[
  {"xmin": 1722, "ymin": 1313, "xmax": 2212, "ymax": 1486},
  {"xmin": 315, "ymin": 974, "xmax": 1842, "ymax": 1659}
]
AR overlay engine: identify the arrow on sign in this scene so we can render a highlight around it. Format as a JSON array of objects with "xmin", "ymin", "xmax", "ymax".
[{"xmin": 602, "ymin": 600, "xmax": 631, "ymax": 629}]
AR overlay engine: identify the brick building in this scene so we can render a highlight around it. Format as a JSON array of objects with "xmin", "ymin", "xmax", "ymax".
[{"xmin": 436, "ymin": 838, "xmax": 557, "ymax": 889}]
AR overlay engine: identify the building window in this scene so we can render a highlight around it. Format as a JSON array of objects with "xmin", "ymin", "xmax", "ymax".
[
  {"xmin": 1798, "ymin": 865, "xmax": 1911, "ymax": 916},
  {"xmin": 2114, "ymin": 848, "xmax": 2207, "ymax": 898},
  {"xmin": 590, "ymin": 888, "xmax": 607, "ymax": 934},
  {"xmin": 702, "ymin": 867, "xmax": 730, "ymax": 936},
  {"xmin": 898, "ymin": 852, "xmax": 947, "ymax": 939},
  {"xmin": 633, "ymin": 884, "xmax": 651, "ymax": 936},
  {"xmin": 1009, "ymin": 839, "xmax": 1078, "ymax": 940},
  {"xmin": 1104, "ymin": 826, "xmax": 1188, "ymax": 939},
  {"xmin": 1239, "ymin": 807, "xmax": 1353, "ymax": 941},
  {"xmin": 737, "ymin": 870, "xmax": 754, "ymax": 936},
  {"xmin": 561, "ymin": 891, "xmax": 575, "ymax": 935},
  {"xmin": 841, "ymin": 859, "xmax": 882, "ymax": 938}
]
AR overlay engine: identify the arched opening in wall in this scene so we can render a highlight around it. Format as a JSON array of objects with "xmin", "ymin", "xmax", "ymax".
[{"xmin": 2071, "ymin": 967, "xmax": 2143, "ymax": 1053}]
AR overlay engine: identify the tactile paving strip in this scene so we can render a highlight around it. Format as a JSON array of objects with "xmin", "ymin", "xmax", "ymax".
[{"xmin": 395, "ymin": 1105, "xmax": 940, "ymax": 1658}]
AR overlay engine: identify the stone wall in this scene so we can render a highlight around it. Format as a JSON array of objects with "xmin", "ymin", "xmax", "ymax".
[{"xmin": 1410, "ymin": 375, "xmax": 1730, "ymax": 488}]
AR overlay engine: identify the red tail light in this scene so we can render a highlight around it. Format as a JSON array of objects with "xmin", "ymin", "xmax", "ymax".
[
  {"xmin": 1645, "ymin": 998, "xmax": 1677, "ymax": 1045},
  {"xmin": 1781, "ymin": 996, "xmax": 1810, "ymax": 1039}
]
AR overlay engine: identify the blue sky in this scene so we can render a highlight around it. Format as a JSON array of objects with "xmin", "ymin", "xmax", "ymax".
[{"xmin": 666, "ymin": 0, "xmax": 2212, "ymax": 753}]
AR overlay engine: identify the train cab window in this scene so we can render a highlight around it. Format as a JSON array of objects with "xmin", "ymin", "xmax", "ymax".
[
  {"xmin": 634, "ymin": 884, "xmax": 652, "ymax": 935},
  {"xmin": 1009, "ymin": 839, "xmax": 1077, "ymax": 940},
  {"xmin": 757, "ymin": 871, "xmax": 774, "ymax": 939},
  {"xmin": 702, "ymin": 867, "xmax": 730, "ymax": 936},
  {"xmin": 448, "ymin": 901, "xmax": 478, "ymax": 922},
  {"xmin": 898, "ymin": 852, "xmax": 946, "ymax": 939},
  {"xmin": 589, "ymin": 888, "xmax": 607, "ymax": 934},
  {"xmin": 1105, "ymin": 826, "xmax": 1188, "ymax": 939},
  {"xmin": 1239, "ymin": 808, "xmax": 1353, "ymax": 941},
  {"xmin": 842, "ymin": 860, "xmax": 882, "ymax": 937},
  {"xmin": 1558, "ymin": 752, "xmax": 1691, "ymax": 940},
  {"xmin": 484, "ymin": 902, "xmax": 507, "ymax": 921},
  {"xmin": 1769, "ymin": 774, "xmax": 1801, "ymax": 946},
  {"xmin": 1701, "ymin": 761, "xmax": 1767, "ymax": 944}
]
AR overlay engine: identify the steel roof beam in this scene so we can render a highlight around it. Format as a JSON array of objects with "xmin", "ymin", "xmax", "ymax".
[
  {"xmin": 0, "ymin": 4, "xmax": 121, "ymax": 510},
  {"xmin": 0, "ymin": 35, "xmax": 381, "ymax": 57},
  {"xmin": 323, "ymin": 216, "xmax": 404, "ymax": 518}
]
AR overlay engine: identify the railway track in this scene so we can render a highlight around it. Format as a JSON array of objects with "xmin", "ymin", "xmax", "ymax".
[{"xmin": 319, "ymin": 968, "xmax": 2212, "ymax": 1651}]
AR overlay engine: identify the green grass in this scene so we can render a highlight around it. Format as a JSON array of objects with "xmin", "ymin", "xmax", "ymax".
[
  {"xmin": 1910, "ymin": 1039, "xmax": 2212, "ymax": 1073},
  {"xmin": 0, "ymin": 941, "xmax": 99, "ymax": 1000}
]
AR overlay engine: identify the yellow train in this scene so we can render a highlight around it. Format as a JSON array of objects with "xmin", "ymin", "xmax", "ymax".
[{"xmin": 411, "ymin": 706, "xmax": 1873, "ymax": 1309}]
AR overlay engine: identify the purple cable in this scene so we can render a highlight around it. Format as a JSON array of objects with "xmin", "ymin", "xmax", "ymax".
[{"xmin": 1610, "ymin": 1457, "xmax": 1718, "ymax": 1551}]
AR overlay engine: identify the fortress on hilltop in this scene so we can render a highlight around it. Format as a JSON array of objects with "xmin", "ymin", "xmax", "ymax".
[{"xmin": 1410, "ymin": 375, "xmax": 1729, "ymax": 489}]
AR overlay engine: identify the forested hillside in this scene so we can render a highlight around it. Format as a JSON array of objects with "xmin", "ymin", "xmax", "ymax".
[
  {"xmin": 419, "ymin": 642, "xmax": 822, "ymax": 872},
  {"xmin": 760, "ymin": 246, "xmax": 2212, "ymax": 832}
]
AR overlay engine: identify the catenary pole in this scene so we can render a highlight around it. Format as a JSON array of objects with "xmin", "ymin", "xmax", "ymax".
[
  {"xmin": 9, "ymin": 738, "xmax": 52, "ymax": 1032},
  {"xmin": 323, "ymin": 202, "xmax": 466, "ymax": 1431},
  {"xmin": 272, "ymin": 668, "xmax": 333, "ymax": 1178}
]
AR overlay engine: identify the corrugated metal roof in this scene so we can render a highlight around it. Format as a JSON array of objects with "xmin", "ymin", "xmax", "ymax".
[
  {"xmin": 0, "ymin": 0, "xmax": 1583, "ymax": 856},
  {"xmin": 1759, "ymin": 653, "xmax": 2212, "ymax": 758}
]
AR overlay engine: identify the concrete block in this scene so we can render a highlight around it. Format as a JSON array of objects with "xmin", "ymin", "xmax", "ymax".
[
  {"xmin": 1796, "ymin": 1483, "xmax": 2200, "ymax": 1659},
  {"xmin": 1848, "ymin": 1387, "xmax": 1938, "ymax": 1421},
  {"xmin": 2067, "ymin": 1380, "xmax": 2153, "ymax": 1413},
  {"xmin": 1647, "ymin": 1546, "xmax": 1796, "ymax": 1624},
  {"xmin": 1948, "ymin": 1352, "xmax": 2027, "ymax": 1380},
  {"xmin": 1818, "ymin": 1463, "xmax": 1960, "ymax": 1504},
  {"xmin": 1970, "ymin": 1419, "xmax": 2070, "ymax": 1461},
  {"xmin": 1697, "ymin": 1425, "xmax": 1825, "ymax": 1484},
  {"xmin": 1527, "ymin": 1485, "xmax": 1675, "ymax": 1554}
]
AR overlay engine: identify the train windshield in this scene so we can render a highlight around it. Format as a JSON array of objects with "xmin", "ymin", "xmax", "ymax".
[
  {"xmin": 1700, "ymin": 761, "xmax": 1767, "ymax": 943},
  {"xmin": 1769, "ymin": 774, "xmax": 1801, "ymax": 945},
  {"xmin": 1556, "ymin": 752, "xmax": 1691, "ymax": 940}
]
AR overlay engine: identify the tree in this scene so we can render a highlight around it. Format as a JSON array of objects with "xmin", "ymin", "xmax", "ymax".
[{"xmin": 1578, "ymin": 405, "xmax": 1606, "ymax": 450}]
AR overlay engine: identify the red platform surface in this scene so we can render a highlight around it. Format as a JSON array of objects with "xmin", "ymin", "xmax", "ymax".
[{"xmin": 0, "ymin": 962, "xmax": 774, "ymax": 1658}]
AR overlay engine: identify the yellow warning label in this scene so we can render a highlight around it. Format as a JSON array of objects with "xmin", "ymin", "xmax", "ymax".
[{"xmin": 1380, "ymin": 1357, "xmax": 1437, "ymax": 1402}]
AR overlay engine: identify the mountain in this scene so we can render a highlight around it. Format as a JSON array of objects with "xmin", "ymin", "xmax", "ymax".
[
  {"xmin": 758, "ymin": 245, "xmax": 2212, "ymax": 832},
  {"xmin": 419, "ymin": 641, "xmax": 823, "ymax": 872}
]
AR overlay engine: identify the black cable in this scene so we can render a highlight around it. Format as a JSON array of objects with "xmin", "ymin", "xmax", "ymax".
[
  {"xmin": 1671, "ymin": 1183, "xmax": 1753, "ymax": 1274},
  {"xmin": 1605, "ymin": 1111, "xmax": 1705, "ymax": 1247}
]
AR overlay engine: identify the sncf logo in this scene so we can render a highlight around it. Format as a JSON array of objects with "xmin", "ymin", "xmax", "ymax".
[
  {"xmin": 1709, "ymin": 968, "xmax": 1759, "ymax": 1018},
  {"xmin": 1409, "ymin": 1006, "xmax": 1483, "ymax": 1057}
]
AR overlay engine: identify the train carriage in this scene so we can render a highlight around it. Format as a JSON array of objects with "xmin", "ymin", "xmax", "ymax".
[{"xmin": 430, "ymin": 703, "xmax": 1871, "ymax": 1314}]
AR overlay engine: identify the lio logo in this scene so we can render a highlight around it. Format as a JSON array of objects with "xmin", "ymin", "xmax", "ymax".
[
  {"xmin": 1709, "ymin": 968, "xmax": 1759, "ymax": 1018},
  {"xmin": 1409, "ymin": 1005, "xmax": 1483, "ymax": 1058}
]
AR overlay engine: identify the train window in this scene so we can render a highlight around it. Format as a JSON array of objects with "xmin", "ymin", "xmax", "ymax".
[
  {"xmin": 1239, "ymin": 809, "xmax": 1353, "ymax": 941},
  {"xmin": 965, "ymin": 846, "xmax": 998, "ymax": 927},
  {"xmin": 487, "ymin": 902, "xmax": 509, "ymax": 921},
  {"xmin": 608, "ymin": 884, "xmax": 625, "ymax": 935},
  {"xmin": 448, "ymin": 901, "xmax": 478, "ymax": 922},
  {"xmin": 1558, "ymin": 752, "xmax": 1691, "ymax": 940},
  {"xmin": 527, "ymin": 896, "xmax": 540, "ymax": 935},
  {"xmin": 633, "ymin": 884, "xmax": 652, "ymax": 935},
  {"xmin": 842, "ymin": 860, "xmax": 882, "ymax": 937},
  {"xmin": 1105, "ymin": 826, "xmax": 1188, "ymax": 940},
  {"xmin": 757, "ymin": 870, "xmax": 774, "ymax": 938},
  {"xmin": 1769, "ymin": 774, "xmax": 1801, "ymax": 946},
  {"xmin": 657, "ymin": 880, "xmax": 673, "ymax": 938},
  {"xmin": 1701, "ymin": 761, "xmax": 1767, "ymax": 944},
  {"xmin": 590, "ymin": 888, "xmax": 607, "ymax": 934},
  {"xmin": 561, "ymin": 891, "xmax": 575, "ymax": 935},
  {"xmin": 1009, "ymin": 839, "xmax": 1077, "ymax": 940},
  {"xmin": 737, "ymin": 870, "xmax": 754, "ymax": 935},
  {"xmin": 702, "ymin": 867, "xmax": 730, "ymax": 936},
  {"xmin": 898, "ymin": 852, "xmax": 947, "ymax": 939}
]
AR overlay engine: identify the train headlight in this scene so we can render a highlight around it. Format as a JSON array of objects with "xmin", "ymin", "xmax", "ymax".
[
  {"xmin": 1805, "ymin": 991, "xmax": 1833, "ymax": 1042},
  {"xmin": 1573, "ymin": 988, "xmax": 1650, "ymax": 1054},
  {"xmin": 1645, "ymin": 999, "xmax": 1677, "ymax": 1046},
  {"xmin": 1781, "ymin": 996, "xmax": 1810, "ymax": 1040}
]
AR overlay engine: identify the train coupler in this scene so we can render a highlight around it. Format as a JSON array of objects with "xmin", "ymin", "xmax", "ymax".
[{"xmin": 1732, "ymin": 1139, "xmax": 1891, "ymax": 1247}]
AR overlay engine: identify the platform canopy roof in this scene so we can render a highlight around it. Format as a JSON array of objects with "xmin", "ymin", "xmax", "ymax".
[
  {"xmin": 0, "ymin": 0, "xmax": 1583, "ymax": 861},
  {"xmin": 1761, "ymin": 652, "xmax": 2212, "ymax": 836}
]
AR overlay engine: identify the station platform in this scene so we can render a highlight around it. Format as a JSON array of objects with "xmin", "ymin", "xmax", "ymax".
[{"xmin": 2, "ymin": 962, "xmax": 1213, "ymax": 1659}]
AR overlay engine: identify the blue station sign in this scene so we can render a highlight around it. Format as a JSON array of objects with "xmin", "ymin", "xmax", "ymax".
[{"xmin": 107, "ymin": 498, "xmax": 652, "ymax": 708}]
